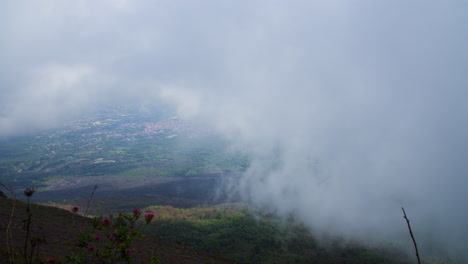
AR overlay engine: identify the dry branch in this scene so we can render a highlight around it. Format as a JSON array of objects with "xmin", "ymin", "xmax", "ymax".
[
  {"xmin": 402, "ymin": 207, "xmax": 421, "ymax": 264},
  {"xmin": 1, "ymin": 183, "xmax": 16, "ymax": 264}
]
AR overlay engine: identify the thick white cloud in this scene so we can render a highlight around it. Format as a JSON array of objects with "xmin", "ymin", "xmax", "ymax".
[{"xmin": 1, "ymin": 0, "xmax": 468, "ymax": 259}]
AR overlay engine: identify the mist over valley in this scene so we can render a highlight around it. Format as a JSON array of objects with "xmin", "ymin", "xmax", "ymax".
[{"xmin": 1, "ymin": 1, "xmax": 468, "ymax": 263}]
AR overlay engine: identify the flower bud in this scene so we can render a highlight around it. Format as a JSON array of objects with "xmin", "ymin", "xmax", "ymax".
[
  {"xmin": 24, "ymin": 187, "xmax": 36, "ymax": 197},
  {"xmin": 102, "ymin": 218, "xmax": 111, "ymax": 225},
  {"xmin": 133, "ymin": 208, "xmax": 141, "ymax": 217},
  {"xmin": 144, "ymin": 213, "xmax": 155, "ymax": 223}
]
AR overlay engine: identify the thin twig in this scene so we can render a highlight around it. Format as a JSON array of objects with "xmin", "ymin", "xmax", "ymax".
[
  {"xmin": 24, "ymin": 196, "xmax": 30, "ymax": 264},
  {"xmin": 79, "ymin": 185, "xmax": 98, "ymax": 232},
  {"xmin": 402, "ymin": 207, "xmax": 421, "ymax": 264},
  {"xmin": 23, "ymin": 187, "xmax": 36, "ymax": 264},
  {"xmin": 1, "ymin": 183, "xmax": 16, "ymax": 264}
]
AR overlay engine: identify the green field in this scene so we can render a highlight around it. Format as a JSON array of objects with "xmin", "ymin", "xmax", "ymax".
[{"xmin": 0, "ymin": 106, "xmax": 249, "ymax": 189}]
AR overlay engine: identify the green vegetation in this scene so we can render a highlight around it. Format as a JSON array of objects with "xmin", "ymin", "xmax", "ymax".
[
  {"xmin": 1, "ymin": 185, "xmax": 461, "ymax": 264},
  {"xmin": 0, "ymin": 107, "xmax": 249, "ymax": 189},
  {"xmin": 144, "ymin": 205, "xmax": 413, "ymax": 264},
  {"xmin": 0, "ymin": 188, "xmax": 236, "ymax": 264},
  {"xmin": 66, "ymin": 208, "xmax": 157, "ymax": 263}
]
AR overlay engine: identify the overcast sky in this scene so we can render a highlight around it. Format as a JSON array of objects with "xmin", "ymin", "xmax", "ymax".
[{"xmin": 1, "ymin": 0, "xmax": 468, "ymax": 259}]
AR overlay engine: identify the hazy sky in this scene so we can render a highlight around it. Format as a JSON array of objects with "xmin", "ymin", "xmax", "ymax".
[{"xmin": 1, "ymin": 0, "xmax": 468, "ymax": 259}]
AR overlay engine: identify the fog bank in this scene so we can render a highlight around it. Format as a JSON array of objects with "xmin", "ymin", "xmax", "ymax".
[{"xmin": 1, "ymin": 0, "xmax": 467, "ymax": 259}]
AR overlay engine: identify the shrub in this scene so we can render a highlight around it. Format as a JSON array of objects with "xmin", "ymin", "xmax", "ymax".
[{"xmin": 66, "ymin": 208, "xmax": 156, "ymax": 263}]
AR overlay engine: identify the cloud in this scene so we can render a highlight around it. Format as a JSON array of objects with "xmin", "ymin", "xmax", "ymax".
[
  {"xmin": 1, "ymin": 0, "xmax": 468, "ymax": 259},
  {"xmin": 0, "ymin": 63, "xmax": 101, "ymax": 136}
]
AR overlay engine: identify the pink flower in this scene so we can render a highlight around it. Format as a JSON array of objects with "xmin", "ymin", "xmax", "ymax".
[
  {"xmin": 72, "ymin": 206, "xmax": 79, "ymax": 213},
  {"xmin": 133, "ymin": 208, "xmax": 141, "ymax": 217},
  {"xmin": 102, "ymin": 218, "xmax": 110, "ymax": 225},
  {"xmin": 144, "ymin": 213, "xmax": 155, "ymax": 223},
  {"xmin": 108, "ymin": 237, "xmax": 115, "ymax": 241},
  {"xmin": 126, "ymin": 249, "xmax": 132, "ymax": 255},
  {"xmin": 129, "ymin": 225, "xmax": 134, "ymax": 229},
  {"xmin": 87, "ymin": 246, "xmax": 94, "ymax": 251},
  {"xmin": 47, "ymin": 259, "xmax": 56, "ymax": 263},
  {"xmin": 94, "ymin": 236, "xmax": 101, "ymax": 241}
]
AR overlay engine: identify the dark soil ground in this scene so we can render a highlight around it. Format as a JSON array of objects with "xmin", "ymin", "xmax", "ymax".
[{"xmin": 29, "ymin": 175, "xmax": 240, "ymax": 213}]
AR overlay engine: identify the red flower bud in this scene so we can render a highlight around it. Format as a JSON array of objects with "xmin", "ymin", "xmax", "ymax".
[
  {"xmin": 102, "ymin": 218, "xmax": 110, "ymax": 225},
  {"xmin": 144, "ymin": 213, "xmax": 155, "ymax": 223},
  {"xmin": 133, "ymin": 208, "xmax": 141, "ymax": 217}
]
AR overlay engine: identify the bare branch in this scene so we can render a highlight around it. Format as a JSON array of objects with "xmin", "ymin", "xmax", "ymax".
[
  {"xmin": 1, "ymin": 183, "xmax": 16, "ymax": 264},
  {"xmin": 79, "ymin": 184, "xmax": 98, "ymax": 232},
  {"xmin": 402, "ymin": 207, "xmax": 421, "ymax": 264}
]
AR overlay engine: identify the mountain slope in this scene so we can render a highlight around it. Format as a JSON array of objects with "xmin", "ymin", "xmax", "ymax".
[{"xmin": 0, "ymin": 196, "xmax": 237, "ymax": 264}]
